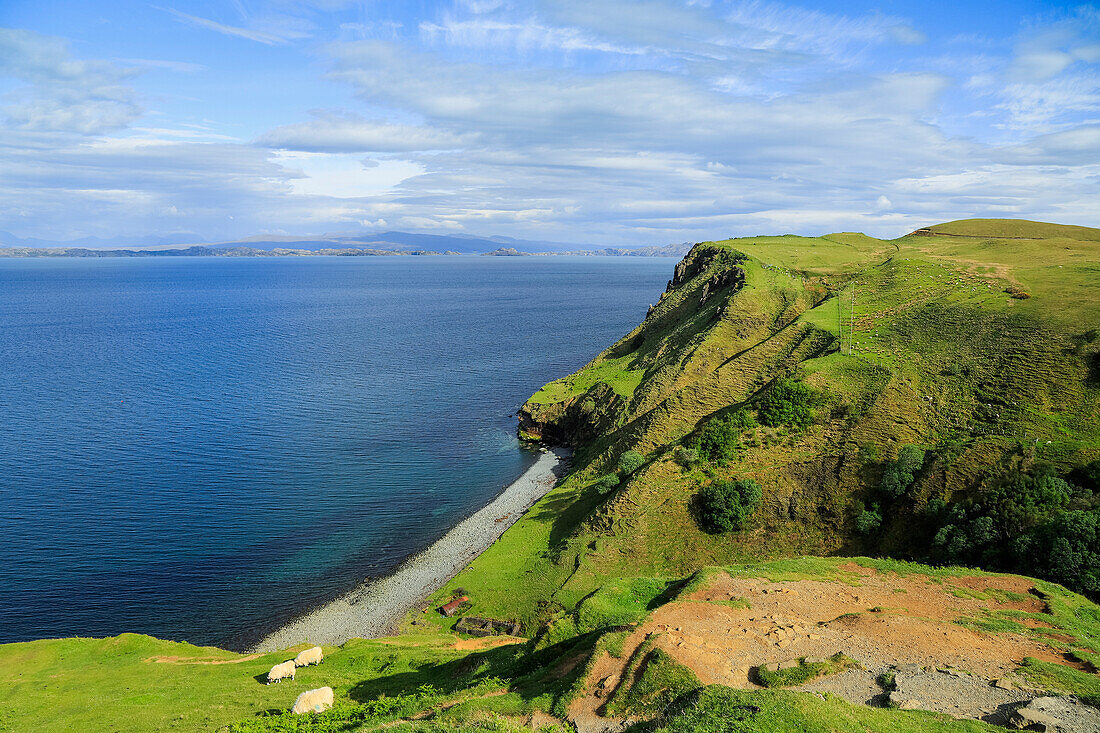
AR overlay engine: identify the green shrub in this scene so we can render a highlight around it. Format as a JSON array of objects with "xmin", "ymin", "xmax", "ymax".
[
  {"xmin": 693, "ymin": 409, "xmax": 755, "ymax": 463},
  {"xmin": 879, "ymin": 445, "xmax": 925, "ymax": 498},
  {"xmin": 924, "ymin": 462, "xmax": 1100, "ymax": 597},
  {"xmin": 756, "ymin": 379, "xmax": 824, "ymax": 429},
  {"xmin": 673, "ymin": 446, "xmax": 699, "ymax": 467},
  {"xmin": 596, "ymin": 473, "xmax": 620, "ymax": 494},
  {"xmin": 618, "ymin": 450, "xmax": 645, "ymax": 476},
  {"xmin": 856, "ymin": 506, "xmax": 883, "ymax": 535},
  {"xmin": 698, "ymin": 479, "xmax": 762, "ymax": 532}
]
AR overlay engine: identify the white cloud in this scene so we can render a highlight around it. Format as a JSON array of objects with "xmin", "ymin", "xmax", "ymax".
[
  {"xmin": 271, "ymin": 151, "xmax": 425, "ymax": 198},
  {"xmin": 0, "ymin": 29, "xmax": 141, "ymax": 134}
]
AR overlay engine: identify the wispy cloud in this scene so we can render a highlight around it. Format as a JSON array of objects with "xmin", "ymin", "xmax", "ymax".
[
  {"xmin": 159, "ymin": 7, "xmax": 312, "ymax": 45},
  {"xmin": 114, "ymin": 58, "xmax": 208, "ymax": 73},
  {"xmin": 259, "ymin": 110, "xmax": 477, "ymax": 152}
]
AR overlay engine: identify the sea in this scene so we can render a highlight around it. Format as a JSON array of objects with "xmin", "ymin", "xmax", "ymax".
[{"xmin": 0, "ymin": 255, "xmax": 675, "ymax": 650}]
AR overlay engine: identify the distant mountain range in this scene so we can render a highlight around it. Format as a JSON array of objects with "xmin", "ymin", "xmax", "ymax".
[{"xmin": 0, "ymin": 230, "xmax": 692, "ymax": 258}]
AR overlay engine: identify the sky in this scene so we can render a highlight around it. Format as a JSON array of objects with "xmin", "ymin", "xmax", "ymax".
[{"xmin": 0, "ymin": 1, "xmax": 1097, "ymax": 246}]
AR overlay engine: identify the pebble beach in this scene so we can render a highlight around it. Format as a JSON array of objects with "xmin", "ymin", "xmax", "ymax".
[{"xmin": 253, "ymin": 447, "xmax": 568, "ymax": 652}]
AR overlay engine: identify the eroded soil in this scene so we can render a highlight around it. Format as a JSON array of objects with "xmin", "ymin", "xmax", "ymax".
[{"xmin": 568, "ymin": 565, "xmax": 1099, "ymax": 730}]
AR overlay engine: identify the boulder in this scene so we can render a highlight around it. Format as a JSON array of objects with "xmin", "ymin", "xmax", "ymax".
[
  {"xmin": 887, "ymin": 691, "xmax": 921, "ymax": 710},
  {"xmin": 1010, "ymin": 705, "xmax": 1062, "ymax": 731},
  {"xmin": 1006, "ymin": 696, "xmax": 1098, "ymax": 731}
]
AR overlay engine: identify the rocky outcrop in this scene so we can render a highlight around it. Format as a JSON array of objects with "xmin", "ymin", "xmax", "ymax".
[
  {"xmin": 698, "ymin": 266, "xmax": 745, "ymax": 306},
  {"xmin": 1008, "ymin": 696, "xmax": 1100, "ymax": 732},
  {"xmin": 519, "ymin": 382, "xmax": 626, "ymax": 449},
  {"xmin": 665, "ymin": 246, "xmax": 722, "ymax": 293}
]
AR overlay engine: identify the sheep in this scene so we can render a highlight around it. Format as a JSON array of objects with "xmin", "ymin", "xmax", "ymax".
[
  {"xmin": 294, "ymin": 645, "xmax": 323, "ymax": 667},
  {"xmin": 292, "ymin": 686, "xmax": 334, "ymax": 714},
  {"xmin": 266, "ymin": 660, "xmax": 296, "ymax": 684}
]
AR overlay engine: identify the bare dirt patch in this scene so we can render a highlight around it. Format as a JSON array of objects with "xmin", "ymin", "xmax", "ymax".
[
  {"xmin": 585, "ymin": 567, "xmax": 1090, "ymax": 725},
  {"xmin": 563, "ymin": 567, "xmax": 1097, "ymax": 728},
  {"xmin": 657, "ymin": 569, "xmax": 1068, "ymax": 683}
]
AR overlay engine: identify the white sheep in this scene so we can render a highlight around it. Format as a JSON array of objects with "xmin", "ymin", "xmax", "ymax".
[
  {"xmin": 294, "ymin": 645, "xmax": 323, "ymax": 667},
  {"xmin": 266, "ymin": 660, "xmax": 296, "ymax": 684},
  {"xmin": 292, "ymin": 686, "xmax": 334, "ymax": 714}
]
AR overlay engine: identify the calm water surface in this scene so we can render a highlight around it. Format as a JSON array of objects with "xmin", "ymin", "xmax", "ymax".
[{"xmin": 0, "ymin": 255, "xmax": 674, "ymax": 649}]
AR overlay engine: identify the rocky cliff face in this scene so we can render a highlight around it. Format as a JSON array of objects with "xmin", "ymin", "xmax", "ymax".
[{"xmin": 518, "ymin": 244, "xmax": 755, "ymax": 454}]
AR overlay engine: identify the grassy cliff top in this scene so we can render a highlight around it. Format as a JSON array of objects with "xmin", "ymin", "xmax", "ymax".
[{"xmin": 918, "ymin": 218, "xmax": 1100, "ymax": 241}]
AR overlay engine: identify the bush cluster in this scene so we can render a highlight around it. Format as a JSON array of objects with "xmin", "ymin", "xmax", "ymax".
[
  {"xmin": 693, "ymin": 409, "xmax": 755, "ymax": 463},
  {"xmin": 593, "ymin": 450, "xmax": 647, "ymax": 495},
  {"xmin": 924, "ymin": 460, "xmax": 1100, "ymax": 596},
  {"xmin": 879, "ymin": 445, "xmax": 925, "ymax": 498},
  {"xmin": 855, "ymin": 506, "xmax": 883, "ymax": 535},
  {"xmin": 618, "ymin": 450, "xmax": 645, "ymax": 476},
  {"xmin": 854, "ymin": 444, "xmax": 926, "ymax": 536},
  {"xmin": 757, "ymin": 379, "xmax": 824, "ymax": 429},
  {"xmin": 698, "ymin": 479, "xmax": 762, "ymax": 533},
  {"xmin": 596, "ymin": 473, "xmax": 621, "ymax": 494}
]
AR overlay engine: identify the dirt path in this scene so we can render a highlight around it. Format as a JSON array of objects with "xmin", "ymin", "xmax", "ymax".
[
  {"xmin": 567, "ymin": 634, "xmax": 645, "ymax": 733},
  {"xmin": 145, "ymin": 653, "xmax": 262, "ymax": 665}
]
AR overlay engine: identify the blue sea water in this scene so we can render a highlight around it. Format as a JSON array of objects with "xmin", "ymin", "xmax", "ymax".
[{"xmin": 0, "ymin": 255, "xmax": 675, "ymax": 650}]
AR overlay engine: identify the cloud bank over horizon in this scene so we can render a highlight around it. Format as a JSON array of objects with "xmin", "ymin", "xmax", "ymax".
[{"xmin": 0, "ymin": 1, "xmax": 1097, "ymax": 246}]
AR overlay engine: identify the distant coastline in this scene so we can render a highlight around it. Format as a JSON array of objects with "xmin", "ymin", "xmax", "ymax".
[
  {"xmin": 0, "ymin": 245, "xmax": 452, "ymax": 258},
  {"xmin": 0, "ymin": 228, "xmax": 690, "ymax": 259},
  {"xmin": 0, "ymin": 243, "xmax": 690, "ymax": 258}
]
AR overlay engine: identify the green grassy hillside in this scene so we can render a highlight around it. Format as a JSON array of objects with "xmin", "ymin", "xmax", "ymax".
[
  {"xmin": 427, "ymin": 218, "xmax": 1099, "ymax": 631},
  {"xmin": 919, "ymin": 218, "xmax": 1100, "ymax": 241}
]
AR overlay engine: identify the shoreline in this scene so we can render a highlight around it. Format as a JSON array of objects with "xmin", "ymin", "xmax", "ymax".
[{"xmin": 252, "ymin": 447, "xmax": 569, "ymax": 652}]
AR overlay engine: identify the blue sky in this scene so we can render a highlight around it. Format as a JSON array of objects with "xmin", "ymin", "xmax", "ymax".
[{"xmin": 0, "ymin": 1, "xmax": 1096, "ymax": 245}]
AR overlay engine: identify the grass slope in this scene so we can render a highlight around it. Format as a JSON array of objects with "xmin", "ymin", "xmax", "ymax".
[
  {"xmin": 923, "ymin": 218, "xmax": 1100, "ymax": 241},
  {"xmin": 422, "ymin": 218, "xmax": 1099, "ymax": 631},
  {"xmin": 8, "ymin": 558, "xmax": 1100, "ymax": 732}
]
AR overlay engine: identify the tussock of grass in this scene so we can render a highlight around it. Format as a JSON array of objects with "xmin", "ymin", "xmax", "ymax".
[
  {"xmin": 605, "ymin": 643, "xmax": 700, "ymax": 717},
  {"xmin": 1017, "ymin": 657, "xmax": 1100, "ymax": 705},
  {"xmin": 754, "ymin": 654, "xmax": 856, "ymax": 688}
]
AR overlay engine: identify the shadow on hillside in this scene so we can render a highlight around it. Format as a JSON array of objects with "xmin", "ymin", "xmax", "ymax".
[
  {"xmin": 345, "ymin": 631, "xmax": 604, "ymax": 710},
  {"xmin": 524, "ymin": 482, "xmax": 606, "ymax": 558}
]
